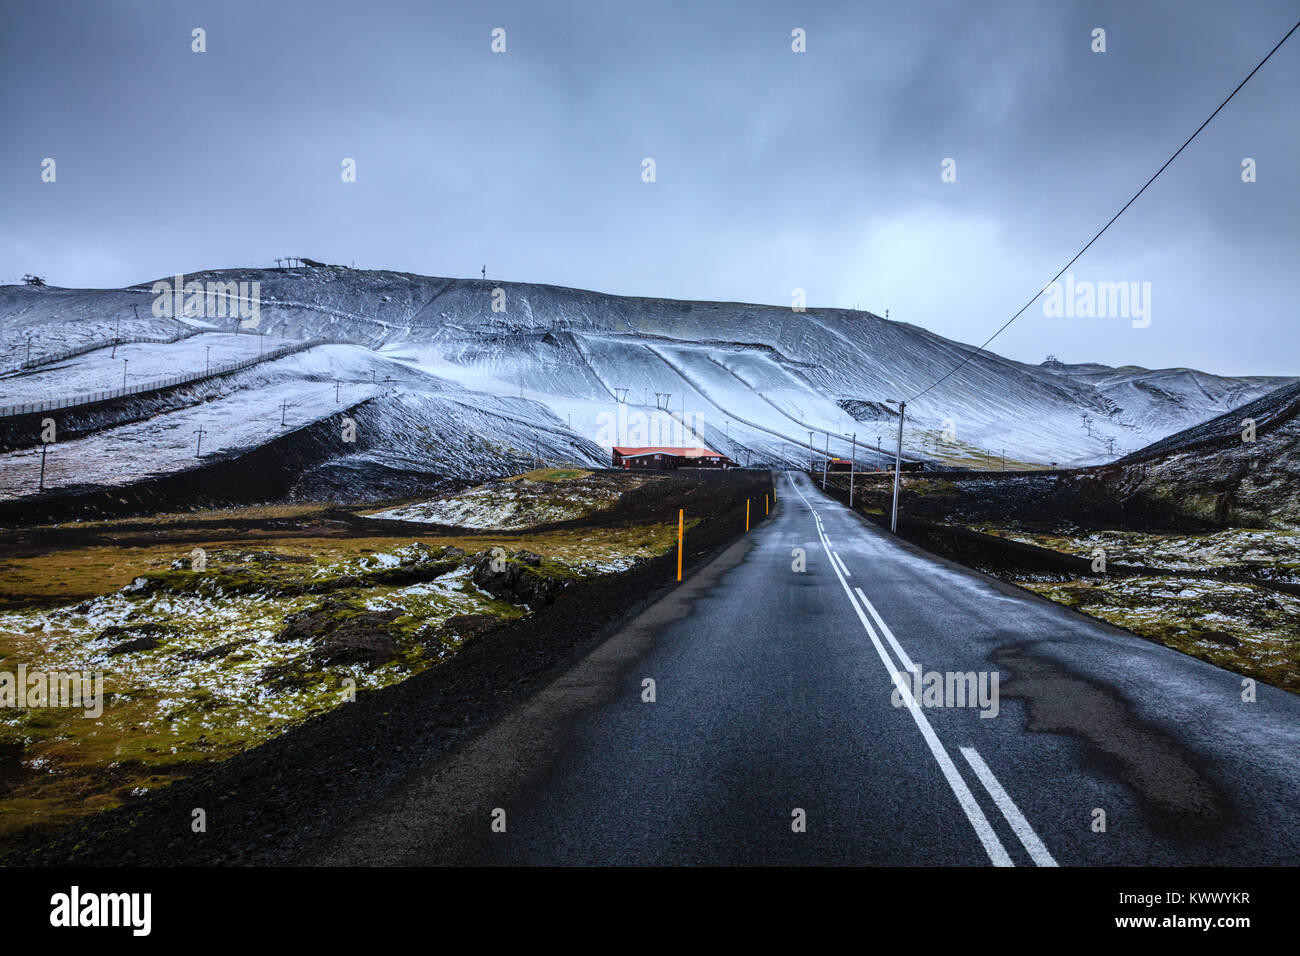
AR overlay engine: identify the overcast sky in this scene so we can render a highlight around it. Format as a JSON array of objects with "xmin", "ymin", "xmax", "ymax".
[{"xmin": 2, "ymin": 0, "xmax": 1297, "ymax": 376}]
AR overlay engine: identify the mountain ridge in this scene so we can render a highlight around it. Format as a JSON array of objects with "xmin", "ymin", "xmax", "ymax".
[{"xmin": 0, "ymin": 266, "xmax": 1292, "ymax": 508}]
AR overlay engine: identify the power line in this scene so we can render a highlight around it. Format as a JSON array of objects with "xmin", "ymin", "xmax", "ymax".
[{"xmin": 907, "ymin": 17, "xmax": 1300, "ymax": 404}]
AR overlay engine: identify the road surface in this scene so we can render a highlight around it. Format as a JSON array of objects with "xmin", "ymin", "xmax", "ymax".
[{"xmin": 308, "ymin": 471, "xmax": 1300, "ymax": 866}]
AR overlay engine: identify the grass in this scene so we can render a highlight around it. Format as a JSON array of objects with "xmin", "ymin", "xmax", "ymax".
[
  {"xmin": 19, "ymin": 501, "xmax": 343, "ymax": 531},
  {"xmin": 969, "ymin": 524, "xmax": 1300, "ymax": 694},
  {"xmin": 0, "ymin": 511, "xmax": 687, "ymax": 841},
  {"xmin": 0, "ymin": 520, "xmax": 686, "ymax": 610},
  {"xmin": 1025, "ymin": 576, "xmax": 1300, "ymax": 693},
  {"xmin": 909, "ymin": 431, "xmax": 1047, "ymax": 470},
  {"xmin": 977, "ymin": 527, "xmax": 1300, "ymax": 579},
  {"xmin": 366, "ymin": 469, "xmax": 657, "ymax": 531},
  {"xmin": 505, "ymin": 467, "xmax": 592, "ymax": 483}
]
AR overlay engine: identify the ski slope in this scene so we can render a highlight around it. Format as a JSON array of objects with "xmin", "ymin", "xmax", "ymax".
[{"xmin": 0, "ymin": 265, "xmax": 1290, "ymax": 504}]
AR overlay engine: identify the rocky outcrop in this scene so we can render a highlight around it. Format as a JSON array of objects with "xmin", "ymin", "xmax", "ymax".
[
  {"xmin": 274, "ymin": 598, "xmax": 401, "ymax": 667},
  {"xmin": 470, "ymin": 549, "xmax": 570, "ymax": 607}
]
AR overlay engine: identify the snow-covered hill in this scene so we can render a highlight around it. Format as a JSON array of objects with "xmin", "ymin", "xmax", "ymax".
[
  {"xmin": 1075, "ymin": 380, "xmax": 1300, "ymax": 529},
  {"xmin": 0, "ymin": 265, "xmax": 1290, "ymax": 506}
]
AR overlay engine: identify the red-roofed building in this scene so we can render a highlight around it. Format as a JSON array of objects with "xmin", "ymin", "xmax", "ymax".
[{"xmin": 612, "ymin": 446, "xmax": 738, "ymax": 470}]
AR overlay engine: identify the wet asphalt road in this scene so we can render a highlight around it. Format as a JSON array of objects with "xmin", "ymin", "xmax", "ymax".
[{"xmin": 310, "ymin": 471, "xmax": 1300, "ymax": 866}]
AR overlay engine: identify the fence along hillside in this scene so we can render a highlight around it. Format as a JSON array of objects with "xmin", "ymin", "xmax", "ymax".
[
  {"xmin": 12, "ymin": 328, "xmax": 204, "ymax": 372},
  {"xmin": 0, "ymin": 338, "xmax": 331, "ymax": 419}
]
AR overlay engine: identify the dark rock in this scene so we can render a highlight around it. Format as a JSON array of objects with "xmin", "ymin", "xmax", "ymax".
[
  {"xmin": 417, "ymin": 613, "xmax": 502, "ymax": 655},
  {"xmin": 1198, "ymin": 630, "xmax": 1241, "ymax": 647},
  {"xmin": 98, "ymin": 622, "xmax": 173, "ymax": 641},
  {"xmin": 471, "ymin": 551, "xmax": 567, "ymax": 606},
  {"xmin": 273, "ymin": 598, "xmax": 401, "ymax": 667},
  {"xmin": 106, "ymin": 636, "xmax": 161, "ymax": 656},
  {"xmin": 313, "ymin": 627, "xmax": 399, "ymax": 667},
  {"xmin": 445, "ymin": 613, "xmax": 504, "ymax": 640},
  {"xmin": 260, "ymin": 660, "xmax": 316, "ymax": 692}
]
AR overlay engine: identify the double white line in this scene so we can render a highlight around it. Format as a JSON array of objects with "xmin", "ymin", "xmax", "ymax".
[{"xmin": 792, "ymin": 474, "xmax": 1056, "ymax": 867}]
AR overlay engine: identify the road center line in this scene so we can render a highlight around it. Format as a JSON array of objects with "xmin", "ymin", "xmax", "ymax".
[
  {"xmin": 787, "ymin": 474, "xmax": 1013, "ymax": 867},
  {"xmin": 854, "ymin": 587, "xmax": 916, "ymax": 673},
  {"xmin": 960, "ymin": 747, "xmax": 1058, "ymax": 867}
]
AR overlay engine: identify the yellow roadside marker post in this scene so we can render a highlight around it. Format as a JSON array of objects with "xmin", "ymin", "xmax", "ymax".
[
  {"xmin": 765, "ymin": 494, "xmax": 769, "ymax": 515},
  {"xmin": 677, "ymin": 509, "xmax": 684, "ymax": 582},
  {"xmin": 746, "ymin": 499, "xmax": 750, "ymax": 532}
]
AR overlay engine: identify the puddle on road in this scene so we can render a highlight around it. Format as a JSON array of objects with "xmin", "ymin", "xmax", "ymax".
[{"xmin": 990, "ymin": 645, "xmax": 1229, "ymax": 834}]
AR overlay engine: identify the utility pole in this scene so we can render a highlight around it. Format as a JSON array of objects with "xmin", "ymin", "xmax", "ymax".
[
  {"xmin": 822, "ymin": 431, "xmax": 830, "ymax": 489},
  {"xmin": 1002, "ymin": 448, "xmax": 1006, "ymax": 471},
  {"xmin": 886, "ymin": 400, "xmax": 906, "ymax": 533},
  {"xmin": 194, "ymin": 426, "xmax": 207, "ymax": 456},
  {"xmin": 205, "ymin": 345, "xmax": 211, "ymax": 376},
  {"xmin": 25, "ymin": 334, "xmax": 32, "ymax": 365},
  {"xmin": 122, "ymin": 358, "xmax": 128, "ymax": 390},
  {"xmin": 335, "ymin": 381, "xmax": 342, "ymax": 403},
  {"xmin": 808, "ymin": 430, "xmax": 814, "ymax": 475},
  {"xmin": 112, "ymin": 312, "xmax": 122, "ymax": 358},
  {"xmin": 281, "ymin": 400, "xmax": 289, "ymax": 426},
  {"xmin": 849, "ymin": 432, "xmax": 856, "ymax": 507},
  {"xmin": 38, "ymin": 442, "xmax": 49, "ymax": 491}
]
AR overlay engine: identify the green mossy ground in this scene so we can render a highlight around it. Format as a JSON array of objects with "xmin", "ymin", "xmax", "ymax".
[
  {"xmin": 1025, "ymin": 577, "xmax": 1300, "ymax": 692},
  {"xmin": 0, "ymin": 506, "xmax": 680, "ymax": 840},
  {"xmin": 974, "ymin": 527, "xmax": 1300, "ymax": 693},
  {"xmin": 365, "ymin": 468, "xmax": 662, "ymax": 531}
]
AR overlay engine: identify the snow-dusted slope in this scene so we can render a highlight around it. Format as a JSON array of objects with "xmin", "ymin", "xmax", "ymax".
[
  {"xmin": 1075, "ymin": 380, "xmax": 1300, "ymax": 529},
  {"xmin": 0, "ymin": 332, "xmax": 300, "ymax": 405},
  {"xmin": 0, "ymin": 265, "xmax": 1290, "ymax": 505}
]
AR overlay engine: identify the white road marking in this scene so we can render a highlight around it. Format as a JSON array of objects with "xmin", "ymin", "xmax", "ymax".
[
  {"xmin": 960, "ymin": 747, "xmax": 1058, "ymax": 867},
  {"xmin": 854, "ymin": 587, "xmax": 916, "ymax": 673},
  {"xmin": 833, "ymin": 552, "xmax": 851, "ymax": 577},
  {"xmin": 787, "ymin": 474, "xmax": 1013, "ymax": 867}
]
